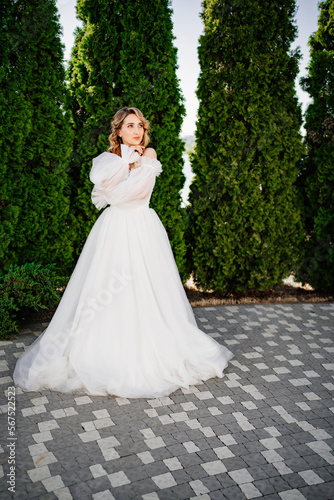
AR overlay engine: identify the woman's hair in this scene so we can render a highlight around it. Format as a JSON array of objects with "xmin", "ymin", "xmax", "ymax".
[{"xmin": 108, "ymin": 107, "xmax": 150, "ymax": 156}]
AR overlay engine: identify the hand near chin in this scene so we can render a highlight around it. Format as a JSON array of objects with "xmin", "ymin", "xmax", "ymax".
[{"xmin": 130, "ymin": 145, "xmax": 145, "ymax": 156}]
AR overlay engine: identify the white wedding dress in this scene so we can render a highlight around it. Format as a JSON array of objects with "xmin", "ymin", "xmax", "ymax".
[{"xmin": 13, "ymin": 145, "xmax": 233, "ymax": 398}]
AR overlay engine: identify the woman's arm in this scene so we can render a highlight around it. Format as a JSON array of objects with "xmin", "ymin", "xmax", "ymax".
[
  {"xmin": 90, "ymin": 146, "xmax": 161, "ymax": 209},
  {"xmin": 104, "ymin": 150, "xmax": 162, "ymax": 205},
  {"xmin": 90, "ymin": 152, "xmax": 130, "ymax": 210},
  {"xmin": 90, "ymin": 152, "xmax": 129, "ymax": 186}
]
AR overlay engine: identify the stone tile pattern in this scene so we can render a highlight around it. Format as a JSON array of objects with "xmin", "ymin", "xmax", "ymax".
[{"xmin": 0, "ymin": 303, "xmax": 334, "ymax": 500}]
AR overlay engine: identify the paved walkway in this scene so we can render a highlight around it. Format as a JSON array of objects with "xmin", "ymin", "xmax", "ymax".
[{"xmin": 1, "ymin": 303, "xmax": 334, "ymax": 500}]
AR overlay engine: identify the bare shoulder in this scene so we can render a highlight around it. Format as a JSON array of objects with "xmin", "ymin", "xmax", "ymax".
[{"xmin": 143, "ymin": 147, "xmax": 157, "ymax": 159}]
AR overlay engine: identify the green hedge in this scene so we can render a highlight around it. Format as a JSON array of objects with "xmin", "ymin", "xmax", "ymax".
[{"xmin": 0, "ymin": 263, "xmax": 66, "ymax": 339}]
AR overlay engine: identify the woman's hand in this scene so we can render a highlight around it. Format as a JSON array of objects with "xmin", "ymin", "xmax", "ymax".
[{"xmin": 129, "ymin": 145, "xmax": 145, "ymax": 156}]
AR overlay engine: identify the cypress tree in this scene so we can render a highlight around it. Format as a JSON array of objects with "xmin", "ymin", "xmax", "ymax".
[
  {"xmin": 186, "ymin": 0, "xmax": 305, "ymax": 293},
  {"xmin": 0, "ymin": 0, "xmax": 74, "ymax": 273},
  {"xmin": 68, "ymin": 0, "xmax": 187, "ymax": 278},
  {"xmin": 297, "ymin": 0, "xmax": 334, "ymax": 291},
  {"xmin": 0, "ymin": 0, "xmax": 20, "ymax": 264}
]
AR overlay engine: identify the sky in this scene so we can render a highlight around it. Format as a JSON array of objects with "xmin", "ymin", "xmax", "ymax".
[{"xmin": 56, "ymin": 0, "xmax": 320, "ymax": 136}]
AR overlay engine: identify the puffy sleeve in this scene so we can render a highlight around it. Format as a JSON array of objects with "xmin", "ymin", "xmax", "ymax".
[
  {"xmin": 139, "ymin": 155, "xmax": 163, "ymax": 177},
  {"xmin": 90, "ymin": 152, "xmax": 128, "ymax": 185},
  {"xmin": 89, "ymin": 152, "xmax": 128, "ymax": 210}
]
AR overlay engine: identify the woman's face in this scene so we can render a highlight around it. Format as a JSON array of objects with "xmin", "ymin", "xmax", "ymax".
[{"xmin": 118, "ymin": 113, "xmax": 144, "ymax": 146}]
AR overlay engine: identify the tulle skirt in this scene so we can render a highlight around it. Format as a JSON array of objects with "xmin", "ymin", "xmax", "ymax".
[{"xmin": 13, "ymin": 204, "xmax": 233, "ymax": 398}]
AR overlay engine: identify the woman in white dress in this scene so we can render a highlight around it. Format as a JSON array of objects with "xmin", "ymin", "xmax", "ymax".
[{"xmin": 13, "ymin": 107, "xmax": 233, "ymax": 398}]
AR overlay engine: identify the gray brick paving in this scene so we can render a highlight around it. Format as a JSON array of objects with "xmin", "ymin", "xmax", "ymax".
[{"xmin": 1, "ymin": 302, "xmax": 334, "ymax": 499}]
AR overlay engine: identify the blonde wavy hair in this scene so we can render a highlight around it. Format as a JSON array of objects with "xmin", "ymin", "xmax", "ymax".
[{"xmin": 108, "ymin": 107, "xmax": 150, "ymax": 156}]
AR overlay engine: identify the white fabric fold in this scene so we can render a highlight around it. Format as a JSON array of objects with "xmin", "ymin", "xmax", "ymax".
[{"xmin": 120, "ymin": 143, "xmax": 141, "ymax": 164}]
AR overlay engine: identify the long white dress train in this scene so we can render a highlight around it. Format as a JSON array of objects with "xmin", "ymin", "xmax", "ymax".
[{"xmin": 13, "ymin": 145, "xmax": 233, "ymax": 398}]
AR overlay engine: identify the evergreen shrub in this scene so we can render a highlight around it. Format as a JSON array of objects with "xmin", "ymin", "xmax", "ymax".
[
  {"xmin": 296, "ymin": 0, "xmax": 334, "ymax": 291},
  {"xmin": 67, "ymin": 0, "xmax": 187, "ymax": 279},
  {"xmin": 186, "ymin": 0, "xmax": 305, "ymax": 293},
  {"xmin": 0, "ymin": 0, "xmax": 75, "ymax": 274},
  {"xmin": 0, "ymin": 263, "xmax": 65, "ymax": 339}
]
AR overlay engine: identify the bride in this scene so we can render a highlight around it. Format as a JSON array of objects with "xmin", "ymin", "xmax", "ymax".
[{"xmin": 13, "ymin": 107, "xmax": 233, "ymax": 398}]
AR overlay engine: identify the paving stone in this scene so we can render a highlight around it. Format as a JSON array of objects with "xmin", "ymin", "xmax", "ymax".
[
  {"xmin": 261, "ymin": 463, "xmax": 283, "ymax": 478},
  {"xmin": 197, "ymin": 448, "xmax": 219, "ymax": 462},
  {"xmin": 130, "ymin": 477, "xmax": 158, "ymax": 495},
  {"xmin": 68, "ymin": 482, "xmax": 92, "ymax": 498},
  {"xmin": 150, "ymin": 448, "xmax": 173, "ymax": 460},
  {"xmin": 25, "ymin": 481, "xmax": 48, "ymax": 497},
  {"xmin": 4, "ymin": 303, "xmax": 334, "ymax": 500},
  {"xmin": 38, "ymin": 494, "xmax": 58, "ymax": 500},
  {"xmin": 303, "ymin": 453, "xmax": 330, "ymax": 468},
  {"xmin": 253, "ymin": 478, "xmax": 277, "ymax": 495},
  {"xmin": 268, "ymin": 475, "xmax": 292, "ymax": 492},
  {"xmin": 184, "ymin": 464, "xmax": 209, "ymax": 480},
  {"xmin": 285, "ymin": 457, "xmax": 314, "ymax": 472},
  {"xmin": 151, "ymin": 471, "xmax": 177, "ymax": 489},
  {"xmin": 243, "ymin": 452, "xmax": 268, "ymax": 466},
  {"xmin": 146, "ymin": 460, "xmax": 172, "ymax": 477},
  {"xmin": 201, "ymin": 460, "xmax": 227, "ymax": 475},
  {"xmin": 86, "ymin": 475, "xmax": 113, "ymax": 493},
  {"xmin": 278, "ymin": 447, "xmax": 302, "ymax": 460},
  {"xmin": 315, "ymin": 466, "xmax": 334, "ymax": 482},
  {"xmin": 209, "ymin": 491, "xmax": 230, "ymax": 500},
  {"xmin": 59, "ymin": 470, "xmax": 82, "ymax": 486},
  {"xmin": 315, "ymin": 481, "xmax": 334, "ymax": 498},
  {"xmin": 154, "ymin": 489, "xmax": 177, "ymax": 500},
  {"xmin": 226, "ymin": 443, "xmax": 248, "ymax": 456},
  {"xmin": 200, "ymin": 475, "xmax": 224, "ymax": 491},
  {"xmin": 170, "ymin": 482, "xmax": 195, "ymax": 499},
  {"xmin": 223, "ymin": 485, "xmax": 246, "ymax": 500},
  {"xmin": 178, "ymin": 452, "xmax": 202, "ymax": 467},
  {"xmin": 283, "ymin": 472, "xmax": 309, "ymax": 489},
  {"xmin": 170, "ymin": 468, "xmax": 192, "ymax": 484},
  {"xmin": 278, "ymin": 490, "xmax": 307, "ymax": 500},
  {"xmin": 222, "ymin": 456, "xmax": 248, "ymax": 470}
]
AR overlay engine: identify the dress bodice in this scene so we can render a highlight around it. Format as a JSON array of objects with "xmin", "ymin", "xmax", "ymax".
[{"xmin": 90, "ymin": 145, "xmax": 162, "ymax": 210}]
